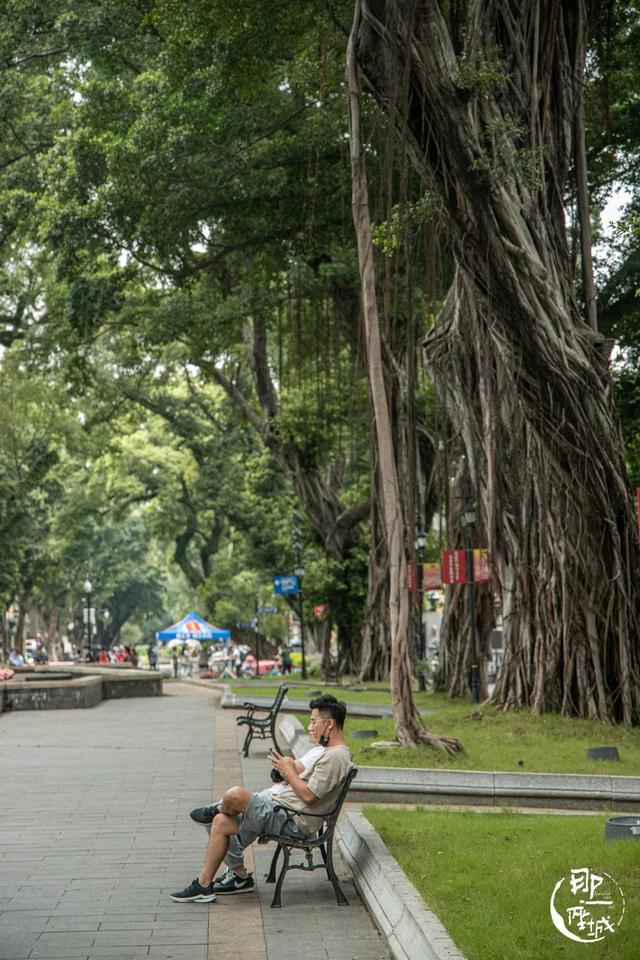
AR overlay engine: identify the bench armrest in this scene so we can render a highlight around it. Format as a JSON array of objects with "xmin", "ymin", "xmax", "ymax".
[{"xmin": 272, "ymin": 803, "xmax": 333, "ymax": 820}]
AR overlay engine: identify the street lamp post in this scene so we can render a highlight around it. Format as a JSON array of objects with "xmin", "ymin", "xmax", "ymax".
[
  {"xmin": 415, "ymin": 527, "xmax": 427, "ymax": 661},
  {"xmin": 415, "ymin": 526, "xmax": 427, "ymax": 692},
  {"xmin": 292, "ymin": 513, "xmax": 308, "ymax": 680},
  {"xmin": 253, "ymin": 601, "xmax": 260, "ymax": 678},
  {"xmin": 102, "ymin": 608, "xmax": 110, "ymax": 651},
  {"xmin": 83, "ymin": 577, "xmax": 93, "ymax": 658},
  {"xmin": 462, "ymin": 508, "xmax": 481, "ymax": 705}
]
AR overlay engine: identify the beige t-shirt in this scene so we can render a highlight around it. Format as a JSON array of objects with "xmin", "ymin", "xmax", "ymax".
[{"xmin": 275, "ymin": 744, "xmax": 352, "ymax": 835}]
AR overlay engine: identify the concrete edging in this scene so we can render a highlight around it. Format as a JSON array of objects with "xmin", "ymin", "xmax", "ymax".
[{"xmin": 336, "ymin": 810, "xmax": 467, "ymax": 960}]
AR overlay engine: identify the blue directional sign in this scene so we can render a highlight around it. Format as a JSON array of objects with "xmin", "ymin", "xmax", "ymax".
[
  {"xmin": 257, "ymin": 605, "xmax": 278, "ymax": 615},
  {"xmin": 273, "ymin": 575, "xmax": 300, "ymax": 595}
]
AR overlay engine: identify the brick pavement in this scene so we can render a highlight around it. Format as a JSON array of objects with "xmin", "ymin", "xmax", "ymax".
[{"xmin": 0, "ymin": 682, "xmax": 389, "ymax": 960}]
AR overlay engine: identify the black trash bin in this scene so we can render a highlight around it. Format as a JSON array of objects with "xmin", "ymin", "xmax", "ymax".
[{"xmin": 605, "ymin": 816, "xmax": 640, "ymax": 842}]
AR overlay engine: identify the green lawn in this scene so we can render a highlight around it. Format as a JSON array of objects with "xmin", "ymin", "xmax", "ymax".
[
  {"xmin": 363, "ymin": 806, "xmax": 640, "ymax": 960},
  {"xmin": 345, "ymin": 711, "xmax": 640, "ymax": 776},
  {"xmin": 227, "ymin": 680, "xmax": 640, "ymax": 775},
  {"xmin": 226, "ymin": 680, "xmax": 406, "ymax": 707}
]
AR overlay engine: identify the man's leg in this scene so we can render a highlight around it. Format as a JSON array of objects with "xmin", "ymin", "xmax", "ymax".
[
  {"xmin": 171, "ymin": 786, "xmax": 253, "ymax": 902},
  {"xmin": 197, "ymin": 786, "xmax": 252, "ymax": 885}
]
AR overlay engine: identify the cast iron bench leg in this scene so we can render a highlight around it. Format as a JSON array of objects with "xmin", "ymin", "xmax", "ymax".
[
  {"xmin": 325, "ymin": 837, "xmax": 348, "ymax": 905},
  {"xmin": 271, "ymin": 845, "xmax": 291, "ymax": 908},
  {"xmin": 266, "ymin": 843, "xmax": 281, "ymax": 883}
]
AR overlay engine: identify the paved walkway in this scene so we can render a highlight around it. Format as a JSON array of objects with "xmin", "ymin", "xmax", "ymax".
[{"xmin": 0, "ymin": 683, "xmax": 389, "ymax": 960}]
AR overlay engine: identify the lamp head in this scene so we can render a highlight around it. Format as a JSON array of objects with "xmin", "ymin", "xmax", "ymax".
[
  {"xmin": 83, "ymin": 577, "xmax": 93, "ymax": 594},
  {"xmin": 415, "ymin": 528, "xmax": 427, "ymax": 551},
  {"xmin": 462, "ymin": 508, "xmax": 476, "ymax": 527}
]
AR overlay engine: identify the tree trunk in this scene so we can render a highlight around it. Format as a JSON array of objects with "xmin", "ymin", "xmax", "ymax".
[
  {"xmin": 354, "ymin": 0, "xmax": 640, "ymax": 725},
  {"xmin": 15, "ymin": 588, "xmax": 31, "ymax": 654},
  {"xmin": 348, "ymin": 19, "xmax": 462, "ymax": 753},
  {"xmin": 435, "ymin": 447, "xmax": 494, "ymax": 699},
  {"xmin": 47, "ymin": 600, "xmax": 60, "ymax": 662},
  {"xmin": 357, "ymin": 467, "xmax": 391, "ymax": 681}
]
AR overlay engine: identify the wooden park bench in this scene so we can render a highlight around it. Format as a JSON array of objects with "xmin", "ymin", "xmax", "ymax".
[
  {"xmin": 257, "ymin": 766, "xmax": 358, "ymax": 908},
  {"xmin": 323, "ymin": 656, "xmax": 348, "ymax": 685},
  {"xmin": 236, "ymin": 683, "xmax": 288, "ymax": 757}
]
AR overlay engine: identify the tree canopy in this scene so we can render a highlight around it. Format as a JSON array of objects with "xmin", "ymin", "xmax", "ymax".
[{"xmin": 1, "ymin": 0, "xmax": 639, "ymax": 731}]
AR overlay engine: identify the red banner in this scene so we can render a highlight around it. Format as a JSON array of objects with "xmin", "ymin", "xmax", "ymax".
[
  {"xmin": 441, "ymin": 549, "xmax": 491, "ymax": 584},
  {"xmin": 407, "ymin": 563, "xmax": 417, "ymax": 593},
  {"xmin": 423, "ymin": 563, "xmax": 442, "ymax": 589},
  {"xmin": 441, "ymin": 549, "xmax": 467, "ymax": 584},
  {"xmin": 473, "ymin": 549, "xmax": 491, "ymax": 582}
]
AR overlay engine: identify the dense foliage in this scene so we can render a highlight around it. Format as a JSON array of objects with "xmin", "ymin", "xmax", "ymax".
[{"xmin": 0, "ymin": 2, "xmax": 638, "ymax": 714}]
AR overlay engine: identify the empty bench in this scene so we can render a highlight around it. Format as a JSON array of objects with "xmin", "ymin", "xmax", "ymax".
[
  {"xmin": 323, "ymin": 656, "xmax": 348, "ymax": 684},
  {"xmin": 236, "ymin": 683, "xmax": 288, "ymax": 757}
]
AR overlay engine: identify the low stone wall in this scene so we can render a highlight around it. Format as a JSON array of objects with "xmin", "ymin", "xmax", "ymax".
[
  {"xmin": 101, "ymin": 672, "xmax": 163, "ymax": 699},
  {"xmin": 0, "ymin": 667, "xmax": 162, "ymax": 711},
  {"xmin": 1, "ymin": 675, "xmax": 103, "ymax": 711}
]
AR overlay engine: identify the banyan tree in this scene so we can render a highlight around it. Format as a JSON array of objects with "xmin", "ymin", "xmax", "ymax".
[{"xmin": 349, "ymin": 0, "xmax": 640, "ymax": 724}]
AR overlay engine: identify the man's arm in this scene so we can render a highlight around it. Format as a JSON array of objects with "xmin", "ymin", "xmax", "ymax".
[{"xmin": 270, "ymin": 751, "xmax": 318, "ymax": 805}]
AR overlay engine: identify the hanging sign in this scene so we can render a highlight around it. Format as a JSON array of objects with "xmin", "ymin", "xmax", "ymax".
[
  {"xmin": 313, "ymin": 604, "xmax": 327, "ymax": 619},
  {"xmin": 273, "ymin": 575, "xmax": 300, "ymax": 595},
  {"xmin": 441, "ymin": 549, "xmax": 467, "ymax": 585},
  {"xmin": 473, "ymin": 549, "xmax": 491, "ymax": 583},
  {"xmin": 407, "ymin": 563, "xmax": 417, "ymax": 593},
  {"xmin": 423, "ymin": 563, "xmax": 443, "ymax": 589}
]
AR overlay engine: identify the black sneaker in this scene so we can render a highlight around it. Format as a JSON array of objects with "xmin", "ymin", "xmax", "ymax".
[
  {"xmin": 213, "ymin": 871, "xmax": 255, "ymax": 895},
  {"xmin": 170, "ymin": 878, "xmax": 217, "ymax": 903},
  {"xmin": 190, "ymin": 802, "xmax": 221, "ymax": 824}
]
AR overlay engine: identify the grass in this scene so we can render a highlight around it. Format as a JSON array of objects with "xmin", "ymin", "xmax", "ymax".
[
  {"xmin": 226, "ymin": 680, "xmax": 405, "ymax": 707},
  {"xmin": 362, "ymin": 806, "xmax": 640, "ymax": 960},
  {"xmin": 344, "ymin": 707, "xmax": 640, "ymax": 776},
  {"xmin": 225, "ymin": 679, "xmax": 640, "ymax": 775}
]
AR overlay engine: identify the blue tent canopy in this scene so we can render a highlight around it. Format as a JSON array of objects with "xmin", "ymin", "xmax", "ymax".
[{"xmin": 156, "ymin": 612, "xmax": 231, "ymax": 642}]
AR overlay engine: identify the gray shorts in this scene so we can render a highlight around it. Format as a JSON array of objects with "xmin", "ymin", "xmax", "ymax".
[{"xmin": 224, "ymin": 790, "xmax": 308, "ymax": 871}]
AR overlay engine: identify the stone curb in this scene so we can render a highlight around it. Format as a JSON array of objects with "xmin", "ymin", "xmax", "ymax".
[
  {"xmin": 278, "ymin": 714, "xmax": 640, "ymax": 811},
  {"xmin": 336, "ymin": 810, "xmax": 467, "ymax": 960}
]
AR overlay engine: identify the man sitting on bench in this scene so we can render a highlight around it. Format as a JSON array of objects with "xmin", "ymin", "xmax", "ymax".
[{"xmin": 171, "ymin": 694, "xmax": 351, "ymax": 903}]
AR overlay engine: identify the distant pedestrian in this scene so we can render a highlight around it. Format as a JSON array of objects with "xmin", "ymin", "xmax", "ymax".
[
  {"xmin": 147, "ymin": 642, "xmax": 158, "ymax": 670},
  {"xmin": 181, "ymin": 650, "xmax": 192, "ymax": 677},
  {"xmin": 232, "ymin": 643, "xmax": 243, "ymax": 678},
  {"xmin": 280, "ymin": 646, "xmax": 292, "ymax": 675}
]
